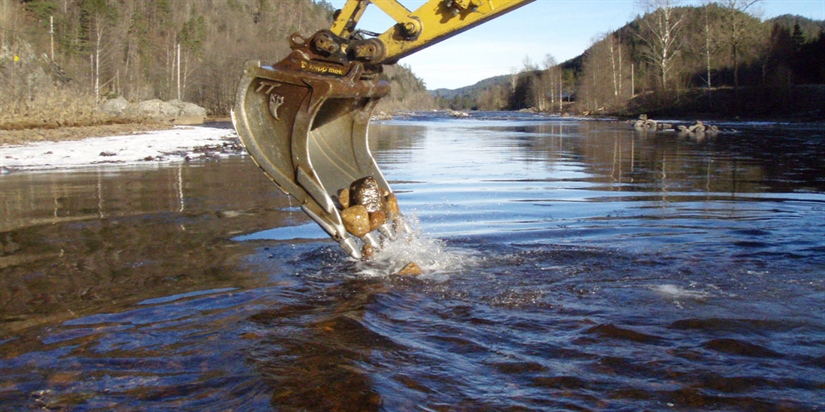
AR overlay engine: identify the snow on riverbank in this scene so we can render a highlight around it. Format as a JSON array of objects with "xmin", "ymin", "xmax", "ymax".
[{"xmin": 1, "ymin": 125, "xmax": 242, "ymax": 173}]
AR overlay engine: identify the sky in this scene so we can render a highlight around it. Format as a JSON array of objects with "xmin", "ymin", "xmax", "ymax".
[{"xmin": 325, "ymin": 0, "xmax": 825, "ymax": 90}]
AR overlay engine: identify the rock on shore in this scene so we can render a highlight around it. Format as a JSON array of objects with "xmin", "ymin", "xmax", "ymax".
[{"xmin": 100, "ymin": 97, "xmax": 207, "ymax": 125}]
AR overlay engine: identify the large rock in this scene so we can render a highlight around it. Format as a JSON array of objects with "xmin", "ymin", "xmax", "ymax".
[
  {"xmin": 116, "ymin": 99, "xmax": 207, "ymax": 124},
  {"xmin": 123, "ymin": 99, "xmax": 177, "ymax": 121},
  {"xmin": 167, "ymin": 99, "xmax": 208, "ymax": 125},
  {"xmin": 100, "ymin": 96, "xmax": 129, "ymax": 116}
]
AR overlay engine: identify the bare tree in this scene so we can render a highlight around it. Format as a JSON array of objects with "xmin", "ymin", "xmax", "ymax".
[
  {"xmin": 84, "ymin": 0, "xmax": 116, "ymax": 101},
  {"xmin": 697, "ymin": 1, "xmax": 724, "ymax": 108},
  {"xmin": 701, "ymin": 1, "xmax": 715, "ymax": 89},
  {"xmin": 760, "ymin": 23, "xmax": 796, "ymax": 88},
  {"xmin": 578, "ymin": 32, "xmax": 634, "ymax": 114},
  {"xmin": 580, "ymin": 34, "xmax": 613, "ymax": 112},
  {"xmin": 636, "ymin": 0, "xmax": 685, "ymax": 90},
  {"xmin": 607, "ymin": 33, "xmax": 628, "ymax": 97},
  {"xmin": 718, "ymin": 0, "xmax": 762, "ymax": 89},
  {"xmin": 521, "ymin": 56, "xmax": 546, "ymax": 110},
  {"xmin": 542, "ymin": 54, "xmax": 558, "ymax": 111}
]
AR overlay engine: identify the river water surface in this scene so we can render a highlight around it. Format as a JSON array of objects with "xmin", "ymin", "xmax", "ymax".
[{"xmin": 1, "ymin": 113, "xmax": 824, "ymax": 410}]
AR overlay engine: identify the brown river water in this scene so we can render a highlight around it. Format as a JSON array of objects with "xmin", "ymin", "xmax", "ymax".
[{"xmin": 1, "ymin": 113, "xmax": 824, "ymax": 410}]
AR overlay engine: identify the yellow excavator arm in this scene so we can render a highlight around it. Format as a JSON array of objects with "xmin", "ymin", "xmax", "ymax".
[
  {"xmin": 232, "ymin": 0, "xmax": 534, "ymax": 259},
  {"xmin": 331, "ymin": 0, "xmax": 534, "ymax": 64}
]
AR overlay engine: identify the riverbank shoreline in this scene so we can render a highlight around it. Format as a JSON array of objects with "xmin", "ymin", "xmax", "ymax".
[
  {"xmin": 3, "ymin": 113, "xmax": 823, "ymax": 173},
  {"xmin": 1, "ymin": 122, "xmax": 241, "ymax": 173}
]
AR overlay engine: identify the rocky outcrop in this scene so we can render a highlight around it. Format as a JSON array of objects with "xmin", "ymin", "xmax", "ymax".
[
  {"xmin": 630, "ymin": 114, "xmax": 728, "ymax": 135},
  {"xmin": 100, "ymin": 97, "xmax": 207, "ymax": 125}
]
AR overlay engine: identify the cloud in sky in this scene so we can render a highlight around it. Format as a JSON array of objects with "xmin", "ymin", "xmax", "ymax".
[{"xmin": 324, "ymin": 0, "xmax": 825, "ymax": 90}]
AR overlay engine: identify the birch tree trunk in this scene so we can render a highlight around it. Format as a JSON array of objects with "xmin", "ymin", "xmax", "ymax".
[
  {"xmin": 703, "ymin": 2, "xmax": 714, "ymax": 109},
  {"xmin": 94, "ymin": 22, "xmax": 102, "ymax": 101},
  {"xmin": 636, "ymin": 0, "xmax": 685, "ymax": 91}
]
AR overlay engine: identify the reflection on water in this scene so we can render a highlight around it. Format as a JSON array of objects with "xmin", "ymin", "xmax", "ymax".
[
  {"xmin": 1, "ymin": 114, "xmax": 824, "ymax": 410},
  {"xmin": 0, "ymin": 158, "xmax": 295, "ymax": 328}
]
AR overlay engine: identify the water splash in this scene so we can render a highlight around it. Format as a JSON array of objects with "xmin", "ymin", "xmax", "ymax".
[
  {"xmin": 650, "ymin": 284, "xmax": 711, "ymax": 309},
  {"xmin": 356, "ymin": 215, "xmax": 480, "ymax": 278}
]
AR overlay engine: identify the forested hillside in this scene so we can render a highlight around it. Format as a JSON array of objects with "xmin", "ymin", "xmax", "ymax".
[
  {"xmin": 439, "ymin": 2, "xmax": 825, "ymax": 119},
  {"xmin": 0, "ymin": 0, "xmax": 432, "ymax": 127}
]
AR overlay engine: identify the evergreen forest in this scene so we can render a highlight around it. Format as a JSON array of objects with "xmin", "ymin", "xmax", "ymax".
[
  {"xmin": 436, "ymin": 1, "xmax": 825, "ymax": 119},
  {"xmin": 2, "ymin": 0, "xmax": 824, "ymax": 127}
]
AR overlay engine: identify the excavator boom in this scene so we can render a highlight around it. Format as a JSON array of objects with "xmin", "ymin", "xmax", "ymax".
[
  {"xmin": 332, "ymin": 0, "xmax": 534, "ymax": 64},
  {"xmin": 232, "ymin": 0, "xmax": 534, "ymax": 259}
]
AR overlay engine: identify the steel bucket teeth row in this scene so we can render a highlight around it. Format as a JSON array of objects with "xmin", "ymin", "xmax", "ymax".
[{"xmin": 232, "ymin": 59, "xmax": 404, "ymax": 259}]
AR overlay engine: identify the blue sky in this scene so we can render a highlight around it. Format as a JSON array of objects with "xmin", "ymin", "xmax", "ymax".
[{"xmin": 325, "ymin": 1, "xmax": 825, "ymax": 90}]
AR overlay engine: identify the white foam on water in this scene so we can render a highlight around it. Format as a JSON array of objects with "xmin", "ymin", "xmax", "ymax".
[
  {"xmin": 356, "ymin": 215, "xmax": 480, "ymax": 279},
  {"xmin": 651, "ymin": 284, "xmax": 710, "ymax": 300}
]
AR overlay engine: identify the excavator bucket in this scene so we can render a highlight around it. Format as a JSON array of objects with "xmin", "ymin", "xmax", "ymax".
[
  {"xmin": 231, "ymin": 43, "xmax": 403, "ymax": 260},
  {"xmin": 231, "ymin": 0, "xmax": 535, "ymax": 260}
]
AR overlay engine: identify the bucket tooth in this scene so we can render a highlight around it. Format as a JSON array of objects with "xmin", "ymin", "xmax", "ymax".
[
  {"xmin": 377, "ymin": 222, "xmax": 396, "ymax": 240},
  {"xmin": 362, "ymin": 232, "xmax": 381, "ymax": 249},
  {"xmin": 339, "ymin": 237, "xmax": 363, "ymax": 260}
]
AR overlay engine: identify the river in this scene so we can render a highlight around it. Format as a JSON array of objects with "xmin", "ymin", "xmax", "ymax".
[{"xmin": 1, "ymin": 112, "xmax": 824, "ymax": 410}]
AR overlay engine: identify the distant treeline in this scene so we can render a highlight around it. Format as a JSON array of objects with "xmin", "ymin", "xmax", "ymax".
[
  {"xmin": 436, "ymin": 2, "xmax": 825, "ymax": 119},
  {"xmin": 0, "ymin": 0, "xmax": 432, "ymax": 125}
]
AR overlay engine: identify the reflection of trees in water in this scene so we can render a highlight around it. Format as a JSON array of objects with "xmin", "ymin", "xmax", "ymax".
[
  {"xmin": 371, "ymin": 118, "xmax": 808, "ymax": 196},
  {"xmin": 506, "ymin": 120, "xmax": 809, "ymax": 196},
  {"xmin": 371, "ymin": 118, "xmax": 823, "ymax": 197},
  {"xmin": 0, "ymin": 159, "xmax": 297, "ymax": 330},
  {"xmin": 1, "ymin": 159, "xmax": 287, "ymax": 231},
  {"xmin": 370, "ymin": 122, "xmax": 428, "ymax": 166}
]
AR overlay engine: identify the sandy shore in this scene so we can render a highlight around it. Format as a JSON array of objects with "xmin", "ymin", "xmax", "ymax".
[{"xmin": 1, "ymin": 123, "xmax": 242, "ymax": 173}]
